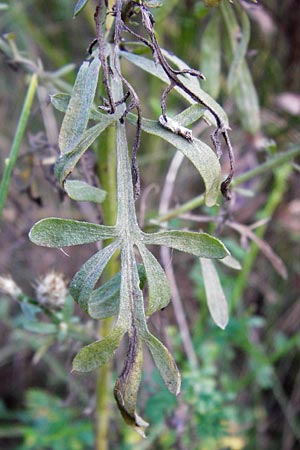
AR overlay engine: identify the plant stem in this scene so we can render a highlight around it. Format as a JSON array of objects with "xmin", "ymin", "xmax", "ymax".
[
  {"xmin": 0, "ymin": 73, "xmax": 38, "ymax": 220},
  {"xmin": 230, "ymin": 164, "xmax": 292, "ymax": 310}
]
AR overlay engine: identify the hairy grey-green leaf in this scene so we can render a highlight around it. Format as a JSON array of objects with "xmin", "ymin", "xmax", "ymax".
[
  {"xmin": 200, "ymin": 257, "xmax": 229, "ymax": 329},
  {"xmin": 221, "ymin": 2, "xmax": 260, "ymax": 134},
  {"xmin": 64, "ymin": 180, "xmax": 106, "ymax": 204},
  {"xmin": 130, "ymin": 116, "xmax": 221, "ymax": 206},
  {"xmin": 144, "ymin": 332, "xmax": 181, "ymax": 395},
  {"xmin": 137, "ymin": 243, "xmax": 170, "ymax": 316},
  {"xmin": 70, "ymin": 241, "xmax": 119, "ymax": 312},
  {"xmin": 55, "ymin": 121, "xmax": 113, "ymax": 184},
  {"xmin": 72, "ymin": 326, "xmax": 125, "ymax": 372},
  {"xmin": 73, "ymin": 0, "xmax": 90, "ymax": 17},
  {"xmin": 88, "ymin": 265, "xmax": 147, "ymax": 320},
  {"xmin": 120, "ymin": 50, "xmax": 228, "ymax": 128},
  {"xmin": 29, "ymin": 218, "xmax": 116, "ymax": 247},
  {"xmin": 114, "ymin": 337, "xmax": 149, "ymax": 438},
  {"xmin": 219, "ymin": 254, "xmax": 242, "ymax": 270},
  {"xmin": 200, "ymin": 14, "xmax": 221, "ymax": 98},
  {"xmin": 58, "ymin": 56, "xmax": 101, "ymax": 153},
  {"xmin": 145, "ymin": 230, "xmax": 229, "ymax": 259}
]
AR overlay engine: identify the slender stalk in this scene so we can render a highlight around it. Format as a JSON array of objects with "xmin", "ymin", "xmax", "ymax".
[
  {"xmin": 95, "ymin": 127, "xmax": 118, "ymax": 450},
  {"xmin": 0, "ymin": 73, "xmax": 38, "ymax": 220},
  {"xmin": 230, "ymin": 164, "xmax": 292, "ymax": 310},
  {"xmin": 152, "ymin": 147, "xmax": 300, "ymax": 224}
]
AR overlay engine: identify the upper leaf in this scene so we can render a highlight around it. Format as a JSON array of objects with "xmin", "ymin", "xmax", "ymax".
[
  {"xmin": 135, "ymin": 117, "xmax": 221, "ymax": 206},
  {"xmin": 145, "ymin": 230, "xmax": 229, "ymax": 259},
  {"xmin": 58, "ymin": 56, "xmax": 101, "ymax": 153},
  {"xmin": 121, "ymin": 50, "xmax": 229, "ymax": 128},
  {"xmin": 29, "ymin": 218, "xmax": 116, "ymax": 247},
  {"xmin": 64, "ymin": 180, "xmax": 106, "ymax": 204}
]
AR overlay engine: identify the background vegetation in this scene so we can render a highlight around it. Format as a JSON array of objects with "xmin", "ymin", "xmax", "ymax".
[{"xmin": 0, "ymin": 1, "xmax": 300, "ymax": 449}]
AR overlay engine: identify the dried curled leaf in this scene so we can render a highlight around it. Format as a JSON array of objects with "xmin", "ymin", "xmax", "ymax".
[{"xmin": 114, "ymin": 333, "xmax": 149, "ymax": 438}]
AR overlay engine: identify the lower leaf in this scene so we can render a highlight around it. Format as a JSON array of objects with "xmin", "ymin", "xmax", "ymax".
[{"xmin": 114, "ymin": 329, "xmax": 149, "ymax": 438}]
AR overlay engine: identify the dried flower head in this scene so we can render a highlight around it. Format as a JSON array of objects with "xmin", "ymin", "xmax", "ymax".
[
  {"xmin": 35, "ymin": 272, "xmax": 67, "ymax": 310},
  {"xmin": 0, "ymin": 275, "xmax": 22, "ymax": 298}
]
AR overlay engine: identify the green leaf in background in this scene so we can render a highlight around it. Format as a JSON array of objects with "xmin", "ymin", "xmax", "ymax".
[
  {"xmin": 29, "ymin": 218, "xmax": 116, "ymax": 247},
  {"xmin": 69, "ymin": 241, "xmax": 120, "ymax": 311},
  {"xmin": 221, "ymin": 2, "xmax": 260, "ymax": 134},
  {"xmin": 58, "ymin": 56, "xmax": 101, "ymax": 153},
  {"xmin": 88, "ymin": 265, "xmax": 147, "ymax": 320},
  {"xmin": 64, "ymin": 179, "xmax": 106, "ymax": 203},
  {"xmin": 54, "ymin": 120, "xmax": 113, "ymax": 184},
  {"xmin": 114, "ymin": 339, "xmax": 149, "ymax": 437},
  {"xmin": 200, "ymin": 14, "xmax": 221, "ymax": 98},
  {"xmin": 137, "ymin": 243, "xmax": 170, "ymax": 315},
  {"xmin": 145, "ymin": 230, "xmax": 229, "ymax": 259},
  {"xmin": 133, "ymin": 116, "xmax": 221, "ymax": 206},
  {"xmin": 72, "ymin": 326, "xmax": 126, "ymax": 372},
  {"xmin": 200, "ymin": 257, "xmax": 229, "ymax": 329},
  {"xmin": 144, "ymin": 332, "xmax": 181, "ymax": 395},
  {"xmin": 73, "ymin": 0, "xmax": 90, "ymax": 17},
  {"xmin": 227, "ymin": 8, "xmax": 250, "ymax": 91}
]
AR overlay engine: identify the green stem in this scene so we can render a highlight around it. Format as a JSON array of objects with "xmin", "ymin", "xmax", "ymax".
[
  {"xmin": 230, "ymin": 164, "xmax": 292, "ymax": 310},
  {"xmin": 152, "ymin": 147, "xmax": 300, "ymax": 224},
  {"xmin": 0, "ymin": 73, "xmax": 38, "ymax": 220},
  {"xmin": 95, "ymin": 125, "xmax": 118, "ymax": 450}
]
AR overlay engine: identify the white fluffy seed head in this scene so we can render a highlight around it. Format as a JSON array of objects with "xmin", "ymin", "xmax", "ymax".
[
  {"xmin": 35, "ymin": 272, "xmax": 67, "ymax": 310},
  {"xmin": 0, "ymin": 275, "xmax": 22, "ymax": 298}
]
